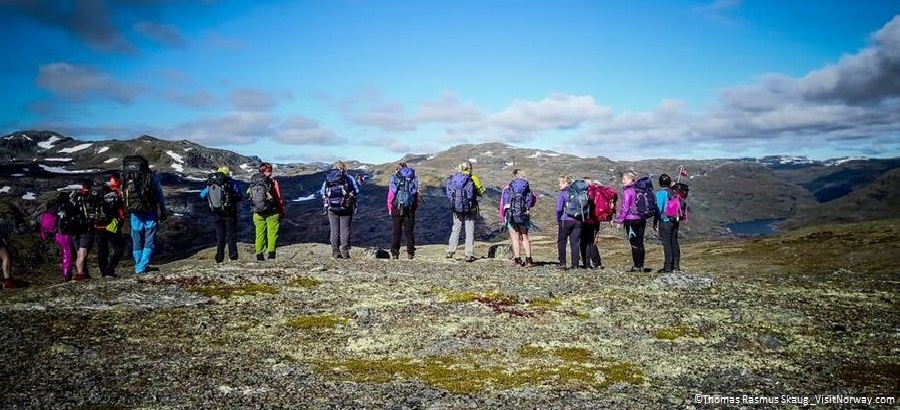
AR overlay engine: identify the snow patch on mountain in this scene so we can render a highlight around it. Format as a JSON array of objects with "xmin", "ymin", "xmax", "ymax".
[
  {"xmin": 22, "ymin": 192, "xmax": 36, "ymax": 200},
  {"xmin": 37, "ymin": 136, "xmax": 61, "ymax": 149},
  {"xmin": 39, "ymin": 165, "xmax": 97, "ymax": 174},
  {"xmin": 293, "ymin": 194, "xmax": 318, "ymax": 202},
  {"xmin": 98, "ymin": 146, "xmax": 109, "ymax": 154},
  {"xmin": 0, "ymin": 186, "xmax": 10, "ymax": 193},
  {"xmin": 45, "ymin": 158, "xmax": 73, "ymax": 162},
  {"xmin": 104, "ymin": 158, "xmax": 118, "ymax": 164},
  {"xmin": 527, "ymin": 151, "xmax": 560, "ymax": 158},
  {"xmin": 59, "ymin": 143, "xmax": 92, "ymax": 153}
]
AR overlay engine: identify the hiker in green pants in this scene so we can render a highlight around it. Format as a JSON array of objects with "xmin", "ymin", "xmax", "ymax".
[{"xmin": 247, "ymin": 163, "xmax": 285, "ymax": 261}]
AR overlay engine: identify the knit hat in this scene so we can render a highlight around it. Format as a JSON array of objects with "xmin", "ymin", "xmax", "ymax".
[{"xmin": 217, "ymin": 166, "xmax": 232, "ymax": 176}]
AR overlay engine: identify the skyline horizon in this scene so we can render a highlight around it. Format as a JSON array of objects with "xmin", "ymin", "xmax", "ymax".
[{"xmin": 2, "ymin": 1, "xmax": 899, "ymax": 164}]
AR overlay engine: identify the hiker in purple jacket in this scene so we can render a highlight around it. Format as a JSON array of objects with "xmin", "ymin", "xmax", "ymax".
[
  {"xmin": 555, "ymin": 175, "xmax": 582, "ymax": 270},
  {"xmin": 616, "ymin": 171, "xmax": 646, "ymax": 272}
]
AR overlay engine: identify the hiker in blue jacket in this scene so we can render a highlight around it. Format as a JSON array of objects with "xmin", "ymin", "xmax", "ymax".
[{"xmin": 320, "ymin": 161, "xmax": 361, "ymax": 259}]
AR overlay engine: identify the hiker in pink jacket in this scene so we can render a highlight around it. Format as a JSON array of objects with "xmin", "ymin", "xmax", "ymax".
[
  {"xmin": 616, "ymin": 171, "xmax": 646, "ymax": 272},
  {"xmin": 40, "ymin": 194, "xmax": 76, "ymax": 281}
]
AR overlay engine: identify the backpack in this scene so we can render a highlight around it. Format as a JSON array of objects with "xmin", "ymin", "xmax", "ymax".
[
  {"xmin": 84, "ymin": 185, "xmax": 115, "ymax": 226},
  {"xmin": 206, "ymin": 172, "xmax": 235, "ymax": 215},
  {"xmin": 665, "ymin": 182, "xmax": 690, "ymax": 222},
  {"xmin": 58, "ymin": 193, "xmax": 87, "ymax": 235},
  {"xmin": 392, "ymin": 167, "xmax": 417, "ymax": 214},
  {"xmin": 588, "ymin": 184, "xmax": 618, "ymax": 222},
  {"xmin": 39, "ymin": 205, "xmax": 59, "ymax": 240},
  {"xmin": 632, "ymin": 176, "xmax": 658, "ymax": 219},
  {"xmin": 565, "ymin": 180, "xmax": 590, "ymax": 221},
  {"xmin": 506, "ymin": 178, "xmax": 530, "ymax": 224},
  {"xmin": 446, "ymin": 172, "xmax": 475, "ymax": 214},
  {"xmin": 248, "ymin": 173, "xmax": 276, "ymax": 214},
  {"xmin": 324, "ymin": 169, "xmax": 356, "ymax": 213},
  {"xmin": 122, "ymin": 155, "xmax": 156, "ymax": 214}
]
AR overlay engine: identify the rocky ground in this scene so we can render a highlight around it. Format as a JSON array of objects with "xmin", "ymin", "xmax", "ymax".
[{"xmin": 0, "ymin": 220, "xmax": 897, "ymax": 409}]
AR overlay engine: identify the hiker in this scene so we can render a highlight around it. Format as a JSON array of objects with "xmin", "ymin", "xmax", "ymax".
[
  {"xmin": 616, "ymin": 171, "xmax": 647, "ymax": 272},
  {"xmin": 445, "ymin": 161, "xmax": 486, "ymax": 262},
  {"xmin": 40, "ymin": 193, "xmax": 76, "ymax": 281},
  {"xmin": 499, "ymin": 169, "xmax": 536, "ymax": 267},
  {"xmin": 654, "ymin": 173, "xmax": 682, "ymax": 273},
  {"xmin": 248, "ymin": 162, "xmax": 285, "ymax": 261},
  {"xmin": 321, "ymin": 161, "xmax": 360, "ymax": 259},
  {"xmin": 556, "ymin": 174, "xmax": 585, "ymax": 270},
  {"xmin": 580, "ymin": 177, "xmax": 601, "ymax": 269},
  {"xmin": 93, "ymin": 174, "xmax": 126, "ymax": 278},
  {"xmin": 0, "ymin": 230, "xmax": 16, "ymax": 289},
  {"xmin": 121, "ymin": 155, "xmax": 167, "ymax": 274},
  {"xmin": 387, "ymin": 162, "xmax": 419, "ymax": 259},
  {"xmin": 201, "ymin": 166, "xmax": 243, "ymax": 263},
  {"xmin": 69, "ymin": 178, "xmax": 96, "ymax": 281},
  {"xmin": 584, "ymin": 179, "xmax": 618, "ymax": 270}
]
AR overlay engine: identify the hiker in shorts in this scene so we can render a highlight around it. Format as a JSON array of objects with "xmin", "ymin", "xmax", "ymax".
[
  {"xmin": 70, "ymin": 178, "xmax": 95, "ymax": 281},
  {"xmin": 555, "ymin": 174, "xmax": 583, "ymax": 270},
  {"xmin": 616, "ymin": 171, "xmax": 647, "ymax": 272},
  {"xmin": 500, "ymin": 169, "xmax": 536, "ymax": 267},
  {"xmin": 387, "ymin": 162, "xmax": 420, "ymax": 259},
  {"xmin": 0, "ymin": 230, "xmax": 17, "ymax": 289},
  {"xmin": 201, "ymin": 166, "xmax": 243, "ymax": 263},
  {"xmin": 248, "ymin": 163, "xmax": 285, "ymax": 261},
  {"xmin": 445, "ymin": 161, "xmax": 486, "ymax": 262},
  {"xmin": 321, "ymin": 161, "xmax": 360, "ymax": 259}
]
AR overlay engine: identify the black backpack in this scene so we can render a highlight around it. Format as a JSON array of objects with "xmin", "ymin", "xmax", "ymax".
[
  {"xmin": 324, "ymin": 169, "xmax": 356, "ymax": 213},
  {"xmin": 248, "ymin": 173, "xmax": 276, "ymax": 214},
  {"xmin": 59, "ymin": 192, "xmax": 88, "ymax": 235},
  {"xmin": 84, "ymin": 184, "xmax": 116, "ymax": 226},
  {"xmin": 122, "ymin": 155, "xmax": 156, "ymax": 214},
  {"xmin": 207, "ymin": 172, "xmax": 236, "ymax": 215}
]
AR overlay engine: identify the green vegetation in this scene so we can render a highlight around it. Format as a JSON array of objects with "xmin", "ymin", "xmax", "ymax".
[
  {"xmin": 652, "ymin": 325, "xmax": 699, "ymax": 341},
  {"xmin": 287, "ymin": 315, "xmax": 350, "ymax": 330},
  {"xmin": 288, "ymin": 277, "xmax": 321, "ymax": 288}
]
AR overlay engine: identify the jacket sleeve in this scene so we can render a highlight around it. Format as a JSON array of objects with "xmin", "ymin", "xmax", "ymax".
[
  {"xmin": 498, "ymin": 187, "xmax": 508, "ymax": 220},
  {"xmin": 387, "ymin": 176, "xmax": 396, "ymax": 212},
  {"xmin": 349, "ymin": 175, "xmax": 361, "ymax": 196},
  {"xmin": 556, "ymin": 191, "xmax": 566, "ymax": 222},
  {"xmin": 319, "ymin": 181, "xmax": 326, "ymax": 197},
  {"xmin": 528, "ymin": 191, "xmax": 537, "ymax": 210},
  {"xmin": 273, "ymin": 179, "xmax": 285, "ymax": 215},
  {"xmin": 199, "ymin": 187, "xmax": 208, "ymax": 199},
  {"xmin": 152, "ymin": 174, "xmax": 167, "ymax": 213},
  {"xmin": 471, "ymin": 174, "xmax": 487, "ymax": 197},
  {"xmin": 616, "ymin": 187, "xmax": 634, "ymax": 224},
  {"xmin": 655, "ymin": 190, "xmax": 668, "ymax": 225}
]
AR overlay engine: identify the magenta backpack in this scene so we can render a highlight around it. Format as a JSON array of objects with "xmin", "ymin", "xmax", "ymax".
[{"xmin": 40, "ymin": 209, "xmax": 58, "ymax": 240}]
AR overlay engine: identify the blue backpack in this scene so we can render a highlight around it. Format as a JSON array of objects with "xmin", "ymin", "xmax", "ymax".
[
  {"xmin": 565, "ymin": 180, "xmax": 590, "ymax": 221},
  {"xmin": 446, "ymin": 172, "xmax": 474, "ymax": 214},
  {"xmin": 325, "ymin": 169, "xmax": 356, "ymax": 213},
  {"xmin": 393, "ymin": 167, "xmax": 418, "ymax": 213},
  {"xmin": 506, "ymin": 178, "xmax": 530, "ymax": 224},
  {"xmin": 633, "ymin": 176, "xmax": 658, "ymax": 219}
]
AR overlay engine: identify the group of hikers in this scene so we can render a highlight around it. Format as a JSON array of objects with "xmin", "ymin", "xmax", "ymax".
[{"xmin": 0, "ymin": 155, "xmax": 689, "ymax": 289}]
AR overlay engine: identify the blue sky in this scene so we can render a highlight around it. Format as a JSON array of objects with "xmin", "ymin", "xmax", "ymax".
[{"xmin": 1, "ymin": 0, "xmax": 899, "ymax": 164}]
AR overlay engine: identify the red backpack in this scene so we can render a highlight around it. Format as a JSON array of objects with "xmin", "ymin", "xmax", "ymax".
[{"xmin": 588, "ymin": 184, "xmax": 618, "ymax": 222}]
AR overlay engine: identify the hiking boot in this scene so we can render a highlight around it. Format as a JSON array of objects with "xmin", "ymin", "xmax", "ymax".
[
  {"xmin": 465, "ymin": 256, "xmax": 476, "ymax": 263},
  {"xmin": 2, "ymin": 279, "xmax": 16, "ymax": 289},
  {"xmin": 512, "ymin": 257, "xmax": 522, "ymax": 267},
  {"xmin": 74, "ymin": 273, "xmax": 88, "ymax": 281},
  {"xmin": 557, "ymin": 264, "xmax": 568, "ymax": 270},
  {"xmin": 657, "ymin": 268, "xmax": 673, "ymax": 273},
  {"xmin": 267, "ymin": 251, "xmax": 276, "ymax": 260},
  {"xmin": 256, "ymin": 253, "xmax": 265, "ymax": 262},
  {"xmin": 391, "ymin": 251, "xmax": 400, "ymax": 260},
  {"xmin": 446, "ymin": 252, "xmax": 454, "ymax": 259},
  {"xmin": 628, "ymin": 266, "xmax": 642, "ymax": 272},
  {"xmin": 102, "ymin": 273, "xmax": 118, "ymax": 279},
  {"xmin": 407, "ymin": 253, "xmax": 414, "ymax": 260},
  {"xmin": 523, "ymin": 257, "xmax": 533, "ymax": 267},
  {"xmin": 341, "ymin": 253, "xmax": 351, "ymax": 259}
]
